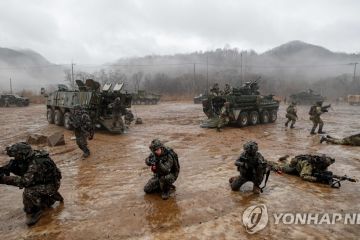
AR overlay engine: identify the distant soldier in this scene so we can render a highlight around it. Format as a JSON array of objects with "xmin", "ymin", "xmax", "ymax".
[
  {"xmin": 285, "ymin": 102, "xmax": 297, "ymax": 128},
  {"xmin": 109, "ymin": 97, "xmax": 125, "ymax": 131},
  {"xmin": 320, "ymin": 133, "xmax": 360, "ymax": 146},
  {"xmin": 70, "ymin": 105, "xmax": 94, "ymax": 158},
  {"xmin": 210, "ymin": 83, "xmax": 221, "ymax": 96},
  {"xmin": 0, "ymin": 142, "xmax": 63, "ymax": 226},
  {"xmin": 144, "ymin": 139, "xmax": 180, "ymax": 200},
  {"xmin": 223, "ymin": 84, "xmax": 233, "ymax": 95},
  {"xmin": 124, "ymin": 109, "xmax": 134, "ymax": 127},
  {"xmin": 217, "ymin": 102, "xmax": 233, "ymax": 132},
  {"xmin": 267, "ymin": 154, "xmax": 355, "ymax": 187},
  {"xmin": 4, "ymin": 97, "xmax": 9, "ymax": 107},
  {"xmin": 309, "ymin": 101, "xmax": 330, "ymax": 134},
  {"xmin": 229, "ymin": 141, "xmax": 269, "ymax": 194}
]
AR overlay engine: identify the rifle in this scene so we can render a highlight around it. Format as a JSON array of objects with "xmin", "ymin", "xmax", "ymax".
[
  {"xmin": 321, "ymin": 104, "xmax": 331, "ymax": 113},
  {"xmin": 313, "ymin": 170, "xmax": 357, "ymax": 188}
]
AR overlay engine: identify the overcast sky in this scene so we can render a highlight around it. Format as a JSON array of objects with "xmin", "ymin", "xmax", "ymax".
[{"xmin": 0, "ymin": 0, "xmax": 359, "ymax": 64}]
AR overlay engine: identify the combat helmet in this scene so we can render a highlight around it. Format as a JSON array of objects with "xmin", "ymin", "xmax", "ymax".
[
  {"xmin": 316, "ymin": 100, "xmax": 323, "ymax": 106},
  {"xmin": 243, "ymin": 141, "xmax": 258, "ymax": 155},
  {"xmin": 6, "ymin": 142, "xmax": 33, "ymax": 159},
  {"xmin": 149, "ymin": 139, "xmax": 164, "ymax": 152}
]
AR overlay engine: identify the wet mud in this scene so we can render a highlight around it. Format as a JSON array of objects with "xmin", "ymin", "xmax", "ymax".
[{"xmin": 0, "ymin": 102, "xmax": 359, "ymax": 239}]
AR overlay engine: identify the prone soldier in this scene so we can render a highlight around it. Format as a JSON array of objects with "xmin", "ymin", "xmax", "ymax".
[
  {"xmin": 0, "ymin": 142, "xmax": 63, "ymax": 226},
  {"xmin": 320, "ymin": 133, "xmax": 360, "ymax": 146}
]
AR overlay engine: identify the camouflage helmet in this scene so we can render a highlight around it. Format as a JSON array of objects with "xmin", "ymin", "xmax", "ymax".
[
  {"xmin": 115, "ymin": 97, "xmax": 121, "ymax": 102},
  {"xmin": 6, "ymin": 142, "xmax": 33, "ymax": 158},
  {"xmin": 243, "ymin": 141, "xmax": 258, "ymax": 154},
  {"xmin": 291, "ymin": 101, "xmax": 297, "ymax": 105},
  {"xmin": 149, "ymin": 139, "xmax": 164, "ymax": 152},
  {"xmin": 316, "ymin": 101, "xmax": 323, "ymax": 106}
]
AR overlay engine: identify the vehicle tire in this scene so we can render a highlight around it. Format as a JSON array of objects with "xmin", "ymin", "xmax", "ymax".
[
  {"xmin": 64, "ymin": 112, "xmax": 73, "ymax": 130},
  {"xmin": 269, "ymin": 110, "xmax": 278, "ymax": 122},
  {"xmin": 260, "ymin": 110, "xmax": 269, "ymax": 124},
  {"xmin": 249, "ymin": 111, "xmax": 259, "ymax": 125},
  {"xmin": 237, "ymin": 112, "xmax": 248, "ymax": 127},
  {"xmin": 54, "ymin": 110, "xmax": 64, "ymax": 126},
  {"xmin": 47, "ymin": 108, "xmax": 55, "ymax": 124}
]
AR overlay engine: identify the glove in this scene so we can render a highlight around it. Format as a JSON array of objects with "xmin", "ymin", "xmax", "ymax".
[{"xmin": 151, "ymin": 165, "xmax": 157, "ymax": 173}]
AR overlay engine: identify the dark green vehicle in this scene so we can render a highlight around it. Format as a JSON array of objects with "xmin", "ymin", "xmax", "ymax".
[
  {"xmin": 289, "ymin": 89, "xmax": 325, "ymax": 105},
  {"xmin": 46, "ymin": 79, "xmax": 132, "ymax": 133},
  {"xmin": 201, "ymin": 80, "xmax": 280, "ymax": 128},
  {"xmin": 131, "ymin": 90, "xmax": 161, "ymax": 105},
  {"xmin": 0, "ymin": 94, "xmax": 29, "ymax": 107}
]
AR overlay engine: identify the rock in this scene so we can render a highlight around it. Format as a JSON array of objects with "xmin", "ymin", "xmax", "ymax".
[
  {"xmin": 26, "ymin": 134, "xmax": 48, "ymax": 145},
  {"xmin": 47, "ymin": 132, "xmax": 65, "ymax": 147}
]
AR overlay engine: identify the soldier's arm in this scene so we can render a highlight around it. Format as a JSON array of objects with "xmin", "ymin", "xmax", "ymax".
[
  {"xmin": 145, "ymin": 153, "xmax": 156, "ymax": 166},
  {"xmin": 157, "ymin": 155, "xmax": 174, "ymax": 174},
  {"xmin": 1, "ymin": 163, "xmax": 37, "ymax": 188},
  {"xmin": 235, "ymin": 153, "xmax": 246, "ymax": 167}
]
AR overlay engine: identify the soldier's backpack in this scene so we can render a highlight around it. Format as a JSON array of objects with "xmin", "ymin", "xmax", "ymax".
[
  {"xmin": 33, "ymin": 150, "xmax": 62, "ymax": 184},
  {"xmin": 309, "ymin": 106, "xmax": 317, "ymax": 116},
  {"xmin": 296, "ymin": 154, "xmax": 334, "ymax": 171},
  {"xmin": 166, "ymin": 147, "xmax": 180, "ymax": 175}
]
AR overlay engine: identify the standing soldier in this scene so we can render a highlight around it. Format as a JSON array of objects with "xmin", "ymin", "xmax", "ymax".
[
  {"xmin": 285, "ymin": 102, "xmax": 297, "ymax": 128},
  {"xmin": 0, "ymin": 142, "xmax": 63, "ymax": 226},
  {"xmin": 70, "ymin": 105, "xmax": 94, "ymax": 158},
  {"xmin": 309, "ymin": 101, "xmax": 329, "ymax": 134},
  {"xmin": 4, "ymin": 97, "xmax": 10, "ymax": 107},
  {"xmin": 223, "ymin": 84, "xmax": 233, "ymax": 95},
  {"xmin": 229, "ymin": 141, "xmax": 269, "ymax": 194},
  {"xmin": 144, "ymin": 139, "xmax": 180, "ymax": 200},
  {"xmin": 109, "ymin": 97, "xmax": 125, "ymax": 131},
  {"xmin": 210, "ymin": 83, "xmax": 220, "ymax": 96},
  {"xmin": 217, "ymin": 102, "xmax": 233, "ymax": 132},
  {"xmin": 320, "ymin": 133, "xmax": 360, "ymax": 146},
  {"xmin": 124, "ymin": 109, "xmax": 134, "ymax": 128}
]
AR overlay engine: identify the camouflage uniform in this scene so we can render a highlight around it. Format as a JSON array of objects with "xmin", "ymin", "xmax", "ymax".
[
  {"xmin": 321, "ymin": 133, "xmax": 360, "ymax": 146},
  {"xmin": 309, "ymin": 101, "xmax": 325, "ymax": 134},
  {"xmin": 217, "ymin": 102, "xmax": 233, "ymax": 131},
  {"xmin": 210, "ymin": 83, "xmax": 220, "ymax": 96},
  {"xmin": 269, "ymin": 154, "xmax": 335, "ymax": 182},
  {"xmin": 285, "ymin": 102, "xmax": 297, "ymax": 128},
  {"xmin": 0, "ymin": 142, "xmax": 63, "ymax": 226},
  {"xmin": 124, "ymin": 109, "xmax": 134, "ymax": 126},
  {"xmin": 110, "ymin": 97, "xmax": 125, "ymax": 130},
  {"xmin": 70, "ymin": 106, "xmax": 94, "ymax": 158},
  {"xmin": 223, "ymin": 84, "xmax": 232, "ymax": 95},
  {"xmin": 144, "ymin": 139, "xmax": 180, "ymax": 200},
  {"xmin": 229, "ymin": 141, "xmax": 268, "ymax": 194}
]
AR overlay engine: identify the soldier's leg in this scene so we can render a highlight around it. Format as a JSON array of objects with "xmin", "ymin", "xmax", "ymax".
[
  {"xmin": 290, "ymin": 117, "xmax": 296, "ymax": 128},
  {"xmin": 112, "ymin": 115, "xmax": 118, "ymax": 127},
  {"xmin": 318, "ymin": 118, "xmax": 324, "ymax": 133},
  {"xmin": 77, "ymin": 134, "xmax": 90, "ymax": 157},
  {"xmin": 118, "ymin": 117, "xmax": 125, "ymax": 131},
  {"xmin": 229, "ymin": 176, "xmax": 248, "ymax": 191},
  {"xmin": 144, "ymin": 176, "xmax": 160, "ymax": 194},
  {"xmin": 23, "ymin": 187, "xmax": 45, "ymax": 226},
  {"xmin": 310, "ymin": 120, "xmax": 318, "ymax": 134},
  {"xmin": 299, "ymin": 163, "xmax": 317, "ymax": 182},
  {"xmin": 323, "ymin": 136, "xmax": 345, "ymax": 145},
  {"xmin": 159, "ymin": 174, "xmax": 176, "ymax": 200},
  {"xmin": 285, "ymin": 117, "xmax": 290, "ymax": 127}
]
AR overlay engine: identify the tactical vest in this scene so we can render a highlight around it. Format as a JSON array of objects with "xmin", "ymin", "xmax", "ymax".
[{"xmin": 32, "ymin": 151, "xmax": 62, "ymax": 184}]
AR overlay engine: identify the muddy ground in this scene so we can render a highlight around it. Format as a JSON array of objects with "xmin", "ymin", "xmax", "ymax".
[{"xmin": 0, "ymin": 102, "xmax": 359, "ymax": 240}]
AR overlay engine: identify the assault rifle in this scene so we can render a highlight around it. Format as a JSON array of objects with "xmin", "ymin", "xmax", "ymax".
[
  {"xmin": 313, "ymin": 170, "xmax": 357, "ymax": 188},
  {"xmin": 321, "ymin": 104, "xmax": 331, "ymax": 113}
]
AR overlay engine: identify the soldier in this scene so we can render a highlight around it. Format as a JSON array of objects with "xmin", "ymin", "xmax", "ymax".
[
  {"xmin": 320, "ymin": 133, "xmax": 360, "ymax": 146},
  {"xmin": 269, "ymin": 154, "xmax": 334, "ymax": 183},
  {"xmin": 285, "ymin": 102, "xmax": 297, "ymax": 128},
  {"xmin": 109, "ymin": 97, "xmax": 125, "ymax": 131},
  {"xmin": 70, "ymin": 105, "xmax": 94, "ymax": 158},
  {"xmin": 309, "ymin": 101, "xmax": 326, "ymax": 134},
  {"xmin": 144, "ymin": 139, "xmax": 180, "ymax": 200},
  {"xmin": 229, "ymin": 141, "xmax": 269, "ymax": 194},
  {"xmin": 124, "ymin": 109, "xmax": 134, "ymax": 127},
  {"xmin": 223, "ymin": 84, "xmax": 232, "ymax": 95},
  {"xmin": 4, "ymin": 97, "xmax": 9, "ymax": 107},
  {"xmin": 210, "ymin": 83, "xmax": 220, "ymax": 96},
  {"xmin": 217, "ymin": 102, "xmax": 233, "ymax": 132},
  {"xmin": 0, "ymin": 142, "xmax": 63, "ymax": 226}
]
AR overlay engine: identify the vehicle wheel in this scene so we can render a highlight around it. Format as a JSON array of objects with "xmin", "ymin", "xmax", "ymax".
[
  {"xmin": 260, "ymin": 110, "xmax": 269, "ymax": 123},
  {"xmin": 249, "ymin": 111, "xmax": 259, "ymax": 125},
  {"xmin": 269, "ymin": 110, "xmax": 278, "ymax": 122},
  {"xmin": 237, "ymin": 112, "xmax": 248, "ymax": 127},
  {"xmin": 47, "ymin": 108, "xmax": 55, "ymax": 124},
  {"xmin": 54, "ymin": 110, "xmax": 64, "ymax": 126},
  {"xmin": 64, "ymin": 112, "xmax": 73, "ymax": 130}
]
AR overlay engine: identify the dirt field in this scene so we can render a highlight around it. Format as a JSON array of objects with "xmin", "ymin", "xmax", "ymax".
[{"xmin": 0, "ymin": 102, "xmax": 359, "ymax": 240}]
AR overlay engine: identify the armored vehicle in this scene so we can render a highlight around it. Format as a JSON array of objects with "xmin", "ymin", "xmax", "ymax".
[
  {"xmin": 194, "ymin": 93, "xmax": 208, "ymax": 104},
  {"xmin": 289, "ymin": 89, "xmax": 325, "ymax": 105},
  {"xmin": 131, "ymin": 90, "xmax": 161, "ymax": 105},
  {"xmin": 348, "ymin": 95, "xmax": 360, "ymax": 105},
  {"xmin": 0, "ymin": 94, "xmax": 29, "ymax": 107},
  {"xmin": 201, "ymin": 79, "xmax": 280, "ymax": 128},
  {"xmin": 46, "ymin": 79, "xmax": 132, "ymax": 133}
]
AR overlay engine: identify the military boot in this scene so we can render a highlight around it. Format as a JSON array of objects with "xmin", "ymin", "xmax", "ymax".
[
  {"xmin": 82, "ymin": 151, "xmax": 90, "ymax": 158},
  {"xmin": 290, "ymin": 123, "xmax": 295, "ymax": 129},
  {"xmin": 253, "ymin": 185, "xmax": 261, "ymax": 194},
  {"xmin": 161, "ymin": 186, "xmax": 170, "ymax": 200},
  {"xmin": 320, "ymin": 136, "xmax": 326, "ymax": 143},
  {"xmin": 216, "ymin": 127, "xmax": 221, "ymax": 132},
  {"xmin": 53, "ymin": 192, "xmax": 64, "ymax": 203},
  {"xmin": 318, "ymin": 129, "xmax": 326, "ymax": 134},
  {"xmin": 26, "ymin": 210, "xmax": 43, "ymax": 226},
  {"xmin": 285, "ymin": 122, "xmax": 288, "ymax": 127}
]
